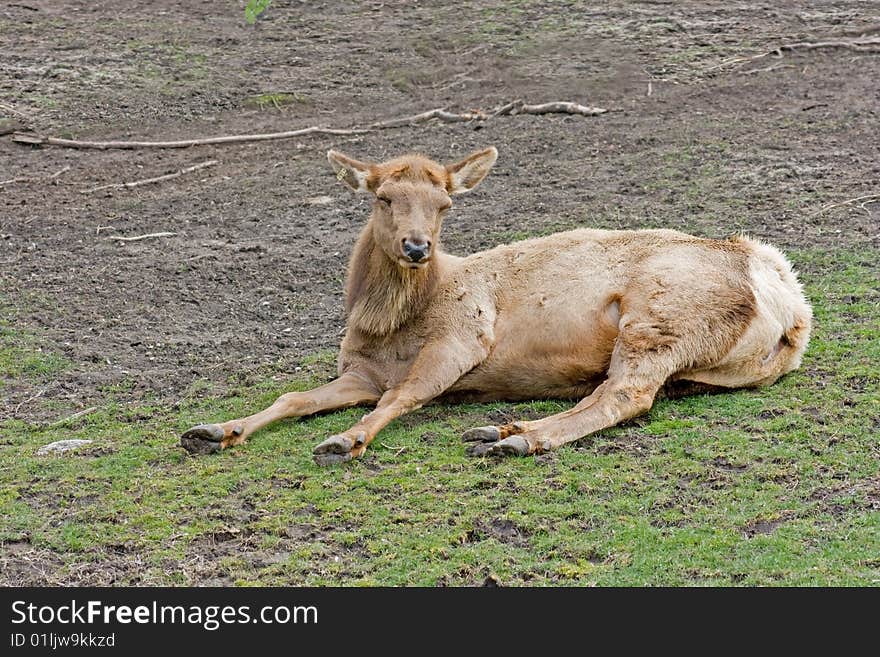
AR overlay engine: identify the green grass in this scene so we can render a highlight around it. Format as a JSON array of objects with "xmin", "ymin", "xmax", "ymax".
[
  {"xmin": 0, "ymin": 307, "xmax": 68, "ymax": 388},
  {"xmin": 1, "ymin": 248, "xmax": 877, "ymax": 586}
]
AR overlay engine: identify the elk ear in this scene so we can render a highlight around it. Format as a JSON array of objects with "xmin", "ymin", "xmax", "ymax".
[
  {"xmin": 445, "ymin": 147, "xmax": 498, "ymax": 195},
  {"xmin": 327, "ymin": 150, "xmax": 373, "ymax": 193}
]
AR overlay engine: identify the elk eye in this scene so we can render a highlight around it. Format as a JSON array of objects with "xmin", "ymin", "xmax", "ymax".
[{"xmin": 377, "ymin": 195, "xmax": 391, "ymax": 205}]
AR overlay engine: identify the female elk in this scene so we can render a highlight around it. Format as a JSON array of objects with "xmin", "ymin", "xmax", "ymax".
[{"xmin": 182, "ymin": 147, "xmax": 812, "ymax": 465}]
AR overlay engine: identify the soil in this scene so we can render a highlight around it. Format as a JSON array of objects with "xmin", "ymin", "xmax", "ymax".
[{"xmin": 1, "ymin": 2, "xmax": 879, "ymax": 584}]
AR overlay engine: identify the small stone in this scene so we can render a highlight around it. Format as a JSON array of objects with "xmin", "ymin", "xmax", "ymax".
[
  {"xmin": 304, "ymin": 195, "xmax": 334, "ymax": 206},
  {"xmin": 37, "ymin": 439, "xmax": 93, "ymax": 456}
]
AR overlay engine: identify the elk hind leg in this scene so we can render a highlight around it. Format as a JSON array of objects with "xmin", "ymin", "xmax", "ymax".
[
  {"xmin": 464, "ymin": 327, "xmax": 682, "ymax": 457},
  {"xmin": 465, "ymin": 374, "xmax": 663, "ymax": 457}
]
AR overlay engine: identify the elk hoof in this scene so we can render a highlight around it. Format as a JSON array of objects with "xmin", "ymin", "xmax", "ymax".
[
  {"xmin": 180, "ymin": 424, "xmax": 224, "ymax": 454},
  {"xmin": 490, "ymin": 435, "xmax": 530, "ymax": 457},
  {"xmin": 312, "ymin": 433, "xmax": 358, "ymax": 466},
  {"xmin": 313, "ymin": 451, "xmax": 353, "ymax": 466},
  {"xmin": 313, "ymin": 434, "xmax": 354, "ymax": 454},
  {"xmin": 465, "ymin": 435, "xmax": 530, "ymax": 457},
  {"xmin": 462, "ymin": 426, "xmax": 501, "ymax": 443},
  {"xmin": 465, "ymin": 442, "xmax": 496, "ymax": 457}
]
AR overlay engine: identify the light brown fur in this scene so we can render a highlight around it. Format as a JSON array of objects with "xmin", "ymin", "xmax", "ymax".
[{"xmin": 181, "ymin": 148, "xmax": 812, "ymax": 465}]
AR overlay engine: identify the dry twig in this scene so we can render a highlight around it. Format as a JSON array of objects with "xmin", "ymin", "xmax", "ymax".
[
  {"xmin": 82, "ymin": 160, "xmax": 218, "ymax": 194},
  {"xmin": 0, "ymin": 102, "xmax": 31, "ymax": 121},
  {"xmin": 12, "ymin": 385, "xmax": 52, "ymax": 416},
  {"xmin": 809, "ymin": 193, "xmax": 880, "ymax": 217},
  {"xmin": 743, "ymin": 63, "xmax": 795, "ymax": 75},
  {"xmin": 0, "ymin": 165, "xmax": 69, "ymax": 187},
  {"xmin": 48, "ymin": 406, "xmax": 98, "ymax": 427},
  {"xmin": 107, "ymin": 232, "xmax": 177, "ymax": 243},
  {"xmin": 380, "ymin": 442, "xmax": 407, "ymax": 457}
]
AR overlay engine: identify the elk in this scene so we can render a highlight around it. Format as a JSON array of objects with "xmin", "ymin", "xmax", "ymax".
[{"xmin": 181, "ymin": 147, "xmax": 812, "ymax": 465}]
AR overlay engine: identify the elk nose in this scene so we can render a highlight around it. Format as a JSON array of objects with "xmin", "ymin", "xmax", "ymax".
[{"xmin": 402, "ymin": 238, "xmax": 431, "ymax": 263}]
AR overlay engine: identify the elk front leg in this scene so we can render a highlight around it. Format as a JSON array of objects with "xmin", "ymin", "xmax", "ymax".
[
  {"xmin": 180, "ymin": 372, "xmax": 380, "ymax": 454},
  {"xmin": 313, "ymin": 336, "xmax": 489, "ymax": 466}
]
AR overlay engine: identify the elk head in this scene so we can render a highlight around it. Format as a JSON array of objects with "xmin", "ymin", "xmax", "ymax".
[{"xmin": 327, "ymin": 147, "xmax": 498, "ymax": 270}]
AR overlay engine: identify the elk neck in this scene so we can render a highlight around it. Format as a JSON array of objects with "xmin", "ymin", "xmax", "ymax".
[{"xmin": 344, "ymin": 217, "xmax": 441, "ymax": 336}]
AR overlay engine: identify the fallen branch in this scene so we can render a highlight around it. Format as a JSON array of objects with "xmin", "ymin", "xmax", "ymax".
[
  {"xmin": 371, "ymin": 107, "xmax": 488, "ymax": 128},
  {"xmin": 14, "ymin": 126, "xmax": 368, "ymax": 150},
  {"xmin": 775, "ymin": 38, "xmax": 880, "ymax": 54},
  {"xmin": 372, "ymin": 101, "xmax": 608, "ymax": 127},
  {"xmin": 107, "ymin": 232, "xmax": 177, "ymax": 242},
  {"xmin": 82, "ymin": 159, "xmax": 218, "ymax": 194},
  {"xmin": 809, "ymin": 193, "xmax": 880, "ymax": 217},
  {"xmin": 708, "ymin": 36, "xmax": 880, "ymax": 72},
  {"xmin": 11, "ymin": 99, "xmax": 607, "ymax": 151},
  {"xmin": 520, "ymin": 101, "xmax": 608, "ymax": 116}
]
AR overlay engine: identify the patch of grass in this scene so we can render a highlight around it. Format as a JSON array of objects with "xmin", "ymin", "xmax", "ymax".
[
  {"xmin": 1, "ymin": 248, "xmax": 877, "ymax": 586},
  {"xmin": 0, "ymin": 330, "xmax": 67, "ymax": 385},
  {"xmin": 385, "ymin": 67, "xmax": 437, "ymax": 94},
  {"xmin": 244, "ymin": 93, "xmax": 305, "ymax": 111},
  {"xmin": 0, "ymin": 302, "xmax": 68, "ymax": 388}
]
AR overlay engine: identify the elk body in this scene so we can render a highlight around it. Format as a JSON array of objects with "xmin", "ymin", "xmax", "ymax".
[{"xmin": 181, "ymin": 147, "xmax": 812, "ymax": 465}]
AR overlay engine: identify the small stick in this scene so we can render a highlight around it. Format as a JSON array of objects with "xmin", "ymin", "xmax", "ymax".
[
  {"xmin": 809, "ymin": 193, "xmax": 880, "ymax": 216},
  {"xmin": 12, "ymin": 385, "xmax": 51, "ymax": 416},
  {"xmin": 107, "ymin": 232, "xmax": 177, "ymax": 242},
  {"xmin": 743, "ymin": 63, "xmax": 795, "ymax": 75},
  {"xmin": 47, "ymin": 406, "xmax": 98, "ymax": 427},
  {"xmin": 186, "ymin": 253, "xmax": 217, "ymax": 263},
  {"xmin": 0, "ymin": 102, "xmax": 31, "ymax": 120},
  {"xmin": 0, "ymin": 165, "xmax": 71, "ymax": 187},
  {"xmin": 48, "ymin": 165, "xmax": 70, "ymax": 180},
  {"xmin": 83, "ymin": 160, "xmax": 218, "ymax": 194}
]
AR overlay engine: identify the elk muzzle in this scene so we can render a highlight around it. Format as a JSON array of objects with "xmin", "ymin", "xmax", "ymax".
[{"xmin": 402, "ymin": 237, "xmax": 431, "ymax": 264}]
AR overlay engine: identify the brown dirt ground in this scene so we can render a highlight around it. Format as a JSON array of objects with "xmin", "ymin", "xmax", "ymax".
[{"xmin": 1, "ymin": 1, "xmax": 878, "ymax": 420}]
